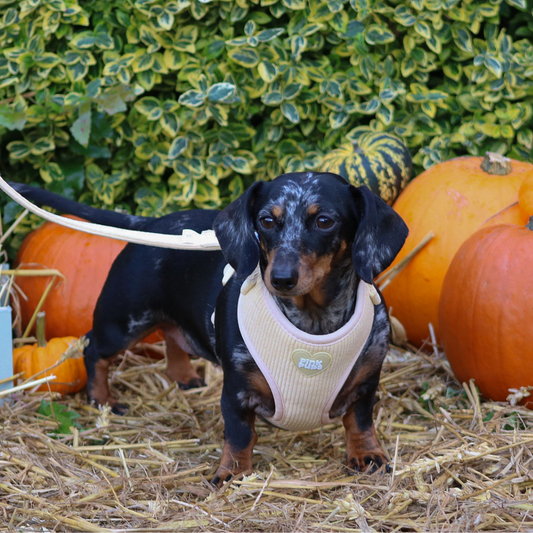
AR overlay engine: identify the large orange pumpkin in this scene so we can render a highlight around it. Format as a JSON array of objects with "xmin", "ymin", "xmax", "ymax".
[
  {"xmin": 439, "ymin": 220, "xmax": 533, "ymax": 407},
  {"xmin": 13, "ymin": 313, "xmax": 87, "ymax": 394},
  {"xmin": 382, "ymin": 153, "xmax": 533, "ymax": 346},
  {"xmin": 15, "ymin": 216, "xmax": 163, "ymax": 344}
]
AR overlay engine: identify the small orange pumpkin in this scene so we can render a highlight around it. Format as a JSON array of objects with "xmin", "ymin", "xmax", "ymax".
[
  {"xmin": 13, "ymin": 312, "xmax": 87, "ymax": 395},
  {"xmin": 15, "ymin": 216, "xmax": 163, "ymax": 344},
  {"xmin": 439, "ymin": 220, "xmax": 533, "ymax": 407},
  {"xmin": 382, "ymin": 152, "xmax": 533, "ymax": 346}
]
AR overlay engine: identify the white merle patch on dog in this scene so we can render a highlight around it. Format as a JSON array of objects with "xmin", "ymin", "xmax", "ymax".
[{"xmin": 127, "ymin": 310, "xmax": 155, "ymax": 335}]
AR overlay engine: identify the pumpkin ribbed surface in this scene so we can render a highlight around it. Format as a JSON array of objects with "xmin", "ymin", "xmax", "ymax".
[
  {"xmin": 382, "ymin": 155, "xmax": 532, "ymax": 346},
  {"xmin": 439, "ymin": 223, "xmax": 533, "ymax": 407},
  {"xmin": 13, "ymin": 336, "xmax": 87, "ymax": 394},
  {"xmin": 322, "ymin": 132, "xmax": 413, "ymax": 204},
  {"xmin": 15, "ymin": 216, "xmax": 128, "ymax": 339}
]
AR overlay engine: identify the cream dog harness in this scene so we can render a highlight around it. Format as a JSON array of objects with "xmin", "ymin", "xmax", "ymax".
[{"xmin": 237, "ymin": 267, "xmax": 381, "ymax": 432}]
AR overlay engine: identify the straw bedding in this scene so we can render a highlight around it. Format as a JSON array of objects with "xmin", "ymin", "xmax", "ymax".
[{"xmin": 1, "ymin": 340, "xmax": 533, "ymax": 532}]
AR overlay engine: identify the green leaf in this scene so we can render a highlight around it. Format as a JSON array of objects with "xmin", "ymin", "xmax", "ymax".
[
  {"xmin": 161, "ymin": 112, "xmax": 180, "ymax": 137},
  {"xmin": 484, "ymin": 56, "xmax": 502, "ymax": 78},
  {"xmin": 31, "ymin": 138, "xmax": 55, "ymax": 155},
  {"xmin": 229, "ymin": 175, "xmax": 244, "ymax": 200},
  {"xmin": 7, "ymin": 141, "xmax": 32, "ymax": 159},
  {"xmin": 357, "ymin": 97, "xmax": 380, "ymax": 114},
  {"xmin": 135, "ymin": 97, "xmax": 163, "ymax": 120},
  {"xmin": 0, "ymin": 105, "xmax": 27, "ymax": 131},
  {"xmin": 291, "ymin": 35, "xmax": 306, "ymax": 60},
  {"xmin": 329, "ymin": 110, "xmax": 348, "ymax": 129},
  {"xmin": 283, "ymin": 83, "xmax": 302, "ymax": 100},
  {"xmin": 365, "ymin": 24, "xmax": 396, "ymax": 45},
  {"xmin": 70, "ymin": 31, "xmax": 96, "ymax": 49},
  {"xmin": 443, "ymin": 63, "xmax": 462, "ymax": 81},
  {"xmin": 401, "ymin": 56, "xmax": 417, "ymax": 77},
  {"xmin": 178, "ymin": 90, "xmax": 206, "ymax": 108},
  {"xmin": 454, "ymin": 27, "xmax": 473, "ymax": 53},
  {"xmin": 258, "ymin": 60, "xmax": 278, "ymax": 82},
  {"xmin": 506, "ymin": 0, "xmax": 526, "ymax": 8},
  {"xmin": 377, "ymin": 104, "xmax": 394, "ymax": 125},
  {"xmin": 71, "ymin": 109, "xmax": 92, "ymax": 147},
  {"xmin": 261, "ymin": 91, "xmax": 283, "ymax": 106},
  {"xmin": 168, "ymin": 136, "xmax": 189, "ymax": 159},
  {"xmin": 281, "ymin": 102, "xmax": 300, "ymax": 123},
  {"xmin": 86, "ymin": 163, "xmax": 105, "ymax": 184},
  {"xmin": 257, "ymin": 28, "xmax": 285, "ymax": 42},
  {"xmin": 282, "ymin": 0, "xmax": 306, "ymax": 9},
  {"xmin": 414, "ymin": 20, "xmax": 431, "ymax": 40},
  {"xmin": 207, "ymin": 83, "xmax": 235, "ymax": 102},
  {"xmin": 228, "ymin": 47, "xmax": 260, "ymax": 67},
  {"xmin": 40, "ymin": 162, "xmax": 64, "ymax": 183}
]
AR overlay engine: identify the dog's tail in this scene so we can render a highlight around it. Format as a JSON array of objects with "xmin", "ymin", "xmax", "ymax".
[{"xmin": 8, "ymin": 182, "xmax": 149, "ymax": 230}]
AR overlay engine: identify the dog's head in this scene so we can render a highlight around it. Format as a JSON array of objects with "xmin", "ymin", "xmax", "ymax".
[{"xmin": 213, "ymin": 172, "xmax": 408, "ymax": 296}]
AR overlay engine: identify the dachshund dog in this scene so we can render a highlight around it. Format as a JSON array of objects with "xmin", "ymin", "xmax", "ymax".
[{"xmin": 10, "ymin": 172, "xmax": 408, "ymax": 485}]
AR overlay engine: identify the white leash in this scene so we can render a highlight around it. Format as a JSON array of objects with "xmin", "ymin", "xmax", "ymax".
[{"xmin": 0, "ymin": 175, "xmax": 221, "ymax": 251}]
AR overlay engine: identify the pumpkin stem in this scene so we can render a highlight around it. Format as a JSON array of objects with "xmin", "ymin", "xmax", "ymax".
[
  {"xmin": 480, "ymin": 152, "xmax": 512, "ymax": 175},
  {"xmin": 527, "ymin": 216, "xmax": 533, "ymax": 231},
  {"xmin": 36, "ymin": 311, "xmax": 47, "ymax": 347}
]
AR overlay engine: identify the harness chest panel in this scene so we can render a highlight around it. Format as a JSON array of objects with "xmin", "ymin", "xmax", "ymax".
[{"xmin": 237, "ymin": 268, "xmax": 378, "ymax": 432}]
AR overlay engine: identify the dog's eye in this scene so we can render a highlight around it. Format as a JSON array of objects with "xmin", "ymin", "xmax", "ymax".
[
  {"xmin": 316, "ymin": 216, "xmax": 335, "ymax": 230},
  {"xmin": 260, "ymin": 216, "xmax": 275, "ymax": 229}
]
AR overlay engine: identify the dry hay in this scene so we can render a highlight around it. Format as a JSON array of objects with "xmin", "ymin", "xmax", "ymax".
[{"xmin": 1, "ymin": 340, "xmax": 533, "ymax": 533}]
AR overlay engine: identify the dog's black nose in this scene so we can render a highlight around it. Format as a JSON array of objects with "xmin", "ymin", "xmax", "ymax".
[{"xmin": 271, "ymin": 269, "xmax": 298, "ymax": 291}]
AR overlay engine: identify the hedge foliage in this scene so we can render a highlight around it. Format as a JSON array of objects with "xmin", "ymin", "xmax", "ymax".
[{"xmin": 1, "ymin": 0, "xmax": 533, "ymax": 249}]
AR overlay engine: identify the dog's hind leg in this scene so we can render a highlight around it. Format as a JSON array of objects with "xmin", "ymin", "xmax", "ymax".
[
  {"xmin": 84, "ymin": 308, "xmax": 163, "ymax": 414},
  {"xmin": 162, "ymin": 325, "xmax": 205, "ymax": 390},
  {"xmin": 84, "ymin": 330, "xmax": 129, "ymax": 414}
]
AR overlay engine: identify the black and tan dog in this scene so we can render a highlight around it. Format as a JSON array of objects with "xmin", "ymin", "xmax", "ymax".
[{"xmin": 10, "ymin": 172, "xmax": 408, "ymax": 484}]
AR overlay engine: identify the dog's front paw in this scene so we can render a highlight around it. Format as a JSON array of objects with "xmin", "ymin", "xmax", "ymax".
[
  {"xmin": 211, "ymin": 438, "xmax": 256, "ymax": 487},
  {"xmin": 110, "ymin": 402, "xmax": 129, "ymax": 415},
  {"xmin": 178, "ymin": 377, "xmax": 205, "ymax": 390},
  {"xmin": 211, "ymin": 465, "xmax": 251, "ymax": 488},
  {"xmin": 88, "ymin": 396, "xmax": 128, "ymax": 416},
  {"xmin": 346, "ymin": 450, "xmax": 389, "ymax": 473}
]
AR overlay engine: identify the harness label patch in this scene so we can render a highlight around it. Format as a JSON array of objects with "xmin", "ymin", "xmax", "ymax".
[{"xmin": 291, "ymin": 349, "xmax": 332, "ymax": 377}]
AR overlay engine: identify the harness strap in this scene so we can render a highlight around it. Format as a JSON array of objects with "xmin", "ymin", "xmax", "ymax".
[{"xmin": 238, "ymin": 267, "xmax": 379, "ymax": 432}]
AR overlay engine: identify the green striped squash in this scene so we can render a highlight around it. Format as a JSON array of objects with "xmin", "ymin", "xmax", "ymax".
[{"xmin": 322, "ymin": 132, "xmax": 413, "ymax": 204}]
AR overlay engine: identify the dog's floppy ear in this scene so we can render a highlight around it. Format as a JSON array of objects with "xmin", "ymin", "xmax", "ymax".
[
  {"xmin": 350, "ymin": 185, "xmax": 408, "ymax": 284},
  {"xmin": 213, "ymin": 181, "xmax": 264, "ymax": 279}
]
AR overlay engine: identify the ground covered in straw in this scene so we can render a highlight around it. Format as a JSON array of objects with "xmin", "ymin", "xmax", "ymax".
[{"xmin": 1, "ymin": 341, "xmax": 533, "ymax": 532}]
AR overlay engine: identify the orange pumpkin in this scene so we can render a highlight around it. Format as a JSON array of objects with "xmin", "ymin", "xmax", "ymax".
[
  {"xmin": 519, "ymin": 174, "xmax": 533, "ymax": 219},
  {"xmin": 13, "ymin": 313, "xmax": 87, "ymax": 394},
  {"xmin": 382, "ymin": 153, "xmax": 533, "ymax": 346},
  {"xmin": 439, "ymin": 220, "xmax": 533, "ymax": 407},
  {"xmin": 15, "ymin": 216, "xmax": 163, "ymax": 344}
]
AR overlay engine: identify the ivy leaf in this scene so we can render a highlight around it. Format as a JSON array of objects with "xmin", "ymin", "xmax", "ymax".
[
  {"xmin": 256, "ymin": 28, "xmax": 285, "ymax": 42},
  {"xmin": 168, "ymin": 136, "xmax": 189, "ymax": 159},
  {"xmin": 207, "ymin": 83, "xmax": 236, "ymax": 102},
  {"xmin": 281, "ymin": 102, "xmax": 300, "ymax": 123},
  {"xmin": 365, "ymin": 24, "xmax": 396, "ymax": 45},
  {"xmin": 71, "ymin": 109, "xmax": 92, "ymax": 147},
  {"xmin": 178, "ymin": 90, "xmax": 206, "ymax": 108},
  {"xmin": 227, "ymin": 47, "xmax": 259, "ymax": 67},
  {"xmin": 484, "ymin": 56, "xmax": 502, "ymax": 78}
]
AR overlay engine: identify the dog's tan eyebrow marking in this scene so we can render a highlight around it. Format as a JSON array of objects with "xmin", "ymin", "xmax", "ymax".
[
  {"xmin": 307, "ymin": 204, "xmax": 320, "ymax": 216},
  {"xmin": 271, "ymin": 205, "xmax": 284, "ymax": 218}
]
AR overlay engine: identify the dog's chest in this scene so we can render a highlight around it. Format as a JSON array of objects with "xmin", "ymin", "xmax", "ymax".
[{"xmin": 237, "ymin": 268, "xmax": 380, "ymax": 432}]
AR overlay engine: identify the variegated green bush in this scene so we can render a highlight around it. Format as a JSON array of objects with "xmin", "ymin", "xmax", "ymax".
[{"xmin": 1, "ymin": 0, "xmax": 533, "ymax": 254}]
